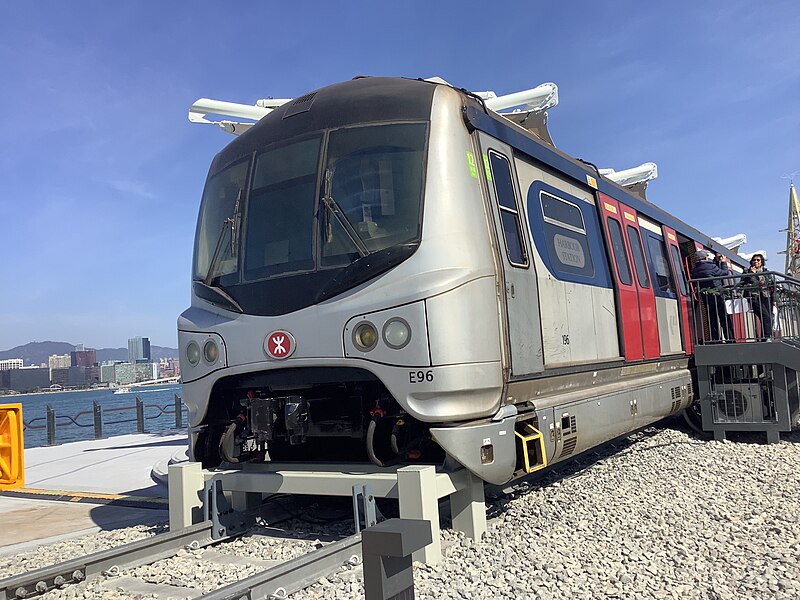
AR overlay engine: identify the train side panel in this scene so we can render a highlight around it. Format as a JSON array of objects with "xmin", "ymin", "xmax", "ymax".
[{"xmin": 514, "ymin": 158, "xmax": 621, "ymax": 367}]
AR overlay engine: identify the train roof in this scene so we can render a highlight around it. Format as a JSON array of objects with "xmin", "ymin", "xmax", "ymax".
[
  {"xmin": 208, "ymin": 77, "xmax": 436, "ymax": 177},
  {"xmin": 460, "ymin": 99, "xmax": 744, "ymax": 266},
  {"xmin": 200, "ymin": 76, "xmax": 745, "ymax": 267}
]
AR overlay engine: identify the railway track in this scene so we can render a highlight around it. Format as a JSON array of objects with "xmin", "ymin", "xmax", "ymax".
[{"xmin": 0, "ymin": 520, "xmax": 363, "ymax": 600}]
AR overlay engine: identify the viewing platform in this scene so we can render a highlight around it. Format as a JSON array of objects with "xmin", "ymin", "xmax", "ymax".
[{"xmin": 690, "ymin": 269, "xmax": 800, "ymax": 441}]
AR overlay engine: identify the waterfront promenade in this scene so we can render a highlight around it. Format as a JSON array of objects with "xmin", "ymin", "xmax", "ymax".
[{"xmin": 0, "ymin": 431, "xmax": 186, "ymax": 554}]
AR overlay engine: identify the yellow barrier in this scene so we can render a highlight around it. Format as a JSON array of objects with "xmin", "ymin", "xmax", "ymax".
[{"xmin": 0, "ymin": 403, "xmax": 24, "ymax": 489}]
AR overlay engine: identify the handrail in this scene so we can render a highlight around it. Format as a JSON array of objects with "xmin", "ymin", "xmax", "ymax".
[
  {"xmin": 22, "ymin": 394, "xmax": 187, "ymax": 446},
  {"xmin": 688, "ymin": 270, "xmax": 800, "ymax": 345}
]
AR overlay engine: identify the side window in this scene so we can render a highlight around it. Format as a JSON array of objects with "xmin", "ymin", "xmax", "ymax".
[
  {"xmin": 626, "ymin": 226, "xmax": 651, "ymax": 289},
  {"xmin": 669, "ymin": 245, "xmax": 689, "ymax": 295},
  {"xmin": 488, "ymin": 152, "xmax": 528, "ymax": 267},
  {"xmin": 646, "ymin": 235, "xmax": 677, "ymax": 295},
  {"xmin": 540, "ymin": 191, "xmax": 595, "ymax": 277},
  {"xmin": 607, "ymin": 217, "xmax": 632, "ymax": 285}
]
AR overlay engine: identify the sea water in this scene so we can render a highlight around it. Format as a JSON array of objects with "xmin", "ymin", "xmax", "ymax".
[{"xmin": 5, "ymin": 383, "xmax": 185, "ymax": 448}]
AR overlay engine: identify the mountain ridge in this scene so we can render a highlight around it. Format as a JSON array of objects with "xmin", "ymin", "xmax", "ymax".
[{"xmin": 0, "ymin": 341, "xmax": 178, "ymax": 366}]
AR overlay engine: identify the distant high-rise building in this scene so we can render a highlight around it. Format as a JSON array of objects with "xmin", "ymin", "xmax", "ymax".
[
  {"xmin": 100, "ymin": 363, "xmax": 117, "ymax": 384},
  {"xmin": 114, "ymin": 362, "xmax": 136, "ymax": 385},
  {"xmin": 5, "ymin": 367, "xmax": 49, "ymax": 393},
  {"xmin": 0, "ymin": 358, "xmax": 23, "ymax": 370},
  {"xmin": 128, "ymin": 336, "xmax": 151, "ymax": 363},
  {"xmin": 70, "ymin": 347, "xmax": 96, "ymax": 367},
  {"xmin": 49, "ymin": 354, "xmax": 71, "ymax": 370}
]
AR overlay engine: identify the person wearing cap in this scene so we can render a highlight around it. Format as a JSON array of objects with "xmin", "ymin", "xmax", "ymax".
[
  {"xmin": 691, "ymin": 249, "xmax": 734, "ymax": 342},
  {"xmin": 742, "ymin": 253, "xmax": 773, "ymax": 340}
]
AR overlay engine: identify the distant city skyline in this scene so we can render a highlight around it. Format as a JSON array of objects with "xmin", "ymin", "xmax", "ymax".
[
  {"xmin": 0, "ymin": 338, "xmax": 176, "ymax": 353},
  {"xmin": 2, "ymin": 2, "xmax": 798, "ymax": 349}
]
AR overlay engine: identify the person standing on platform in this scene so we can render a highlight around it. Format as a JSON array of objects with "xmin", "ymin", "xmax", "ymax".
[
  {"xmin": 743, "ymin": 253, "xmax": 773, "ymax": 340},
  {"xmin": 691, "ymin": 249, "xmax": 735, "ymax": 342}
]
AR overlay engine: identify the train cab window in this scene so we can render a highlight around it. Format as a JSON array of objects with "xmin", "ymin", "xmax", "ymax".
[
  {"xmin": 607, "ymin": 217, "xmax": 632, "ymax": 285},
  {"xmin": 626, "ymin": 226, "xmax": 651, "ymax": 288},
  {"xmin": 194, "ymin": 158, "xmax": 250, "ymax": 284},
  {"xmin": 322, "ymin": 123, "xmax": 427, "ymax": 267},
  {"xmin": 244, "ymin": 136, "xmax": 321, "ymax": 280},
  {"xmin": 669, "ymin": 245, "xmax": 689, "ymax": 296},
  {"xmin": 488, "ymin": 152, "xmax": 528, "ymax": 267},
  {"xmin": 540, "ymin": 192, "xmax": 595, "ymax": 277},
  {"xmin": 646, "ymin": 235, "xmax": 677, "ymax": 295}
]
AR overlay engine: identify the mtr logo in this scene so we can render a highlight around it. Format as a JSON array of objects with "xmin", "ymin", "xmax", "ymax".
[{"xmin": 264, "ymin": 330, "xmax": 296, "ymax": 359}]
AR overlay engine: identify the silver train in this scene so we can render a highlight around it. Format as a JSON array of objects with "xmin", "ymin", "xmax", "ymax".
[{"xmin": 178, "ymin": 76, "xmax": 727, "ymax": 485}]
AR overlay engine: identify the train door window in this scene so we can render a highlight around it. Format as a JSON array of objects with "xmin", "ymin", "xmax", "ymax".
[
  {"xmin": 626, "ymin": 226, "xmax": 651, "ymax": 288},
  {"xmin": 540, "ymin": 191, "xmax": 595, "ymax": 277},
  {"xmin": 646, "ymin": 235, "xmax": 677, "ymax": 295},
  {"xmin": 488, "ymin": 151, "xmax": 528, "ymax": 267},
  {"xmin": 607, "ymin": 217, "xmax": 632, "ymax": 285},
  {"xmin": 669, "ymin": 245, "xmax": 689, "ymax": 296}
]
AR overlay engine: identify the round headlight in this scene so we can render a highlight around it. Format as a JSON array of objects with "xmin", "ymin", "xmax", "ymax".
[
  {"xmin": 353, "ymin": 321, "xmax": 378, "ymax": 352},
  {"xmin": 203, "ymin": 340, "xmax": 219, "ymax": 364},
  {"xmin": 383, "ymin": 318, "xmax": 412, "ymax": 349},
  {"xmin": 186, "ymin": 341, "xmax": 201, "ymax": 366}
]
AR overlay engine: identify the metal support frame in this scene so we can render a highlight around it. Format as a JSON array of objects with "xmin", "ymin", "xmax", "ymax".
[
  {"xmin": 203, "ymin": 478, "xmax": 254, "ymax": 539},
  {"xmin": 695, "ymin": 343, "xmax": 797, "ymax": 442},
  {"xmin": 353, "ymin": 484, "xmax": 378, "ymax": 533},
  {"xmin": 168, "ymin": 462, "xmax": 487, "ymax": 565}
]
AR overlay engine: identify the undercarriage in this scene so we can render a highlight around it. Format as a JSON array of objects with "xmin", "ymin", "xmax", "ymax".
[{"xmin": 193, "ymin": 367, "xmax": 443, "ymax": 468}]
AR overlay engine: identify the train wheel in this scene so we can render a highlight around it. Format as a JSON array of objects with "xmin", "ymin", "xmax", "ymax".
[{"xmin": 682, "ymin": 402, "xmax": 708, "ymax": 436}]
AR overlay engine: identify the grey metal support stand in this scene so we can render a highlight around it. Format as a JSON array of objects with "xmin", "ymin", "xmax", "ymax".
[{"xmin": 362, "ymin": 519, "xmax": 432, "ymax": 600}]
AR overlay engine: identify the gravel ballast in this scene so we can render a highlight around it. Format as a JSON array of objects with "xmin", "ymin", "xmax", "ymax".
[
  {"xmin": 3, "ymin": 423, "xmax": 798, "ymax": 599},
  {"xmin": 296, "ymin": 425, "xmax": 800, "ymax": 600}
]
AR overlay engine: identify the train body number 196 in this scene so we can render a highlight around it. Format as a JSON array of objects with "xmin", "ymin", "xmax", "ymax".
[{"xmin": 409, "ymin": 370, "xmax": 434, "ymax": 384}]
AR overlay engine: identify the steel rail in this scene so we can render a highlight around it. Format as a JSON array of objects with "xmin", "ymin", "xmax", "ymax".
[
  {"xmin": 198, "ymin": 533, "xmax": 363, "ymax": 600},
  {"xmin": 0, "ymin": 521, "xmax": 219, "ymax": 600}
]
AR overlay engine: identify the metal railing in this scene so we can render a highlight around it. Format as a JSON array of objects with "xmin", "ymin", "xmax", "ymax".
[
  {"xmin": 23, "ymin": 394, "xmax": 187, "ymax": 446},
  {"xmin": 689, "ymin": 270, "xmax": 800, "ymax": 345}
]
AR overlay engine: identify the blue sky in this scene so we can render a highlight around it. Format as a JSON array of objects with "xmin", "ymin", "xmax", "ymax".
[{"xmin": 1, "ymin": 1, "xmax": 798, "ymax": 351}]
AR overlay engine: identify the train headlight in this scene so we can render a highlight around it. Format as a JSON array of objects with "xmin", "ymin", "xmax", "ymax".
[
  {"xmin": 353, "ymin": 321, "xmax": 378, "ymax": 352},
  {"xmin": 383, "ymin": 318, "xmax": 412, "ymax": 349},
  {"xmin": 203, "ymin": 340, "xmax": 219, "ymax": 364},
  {"xmin": 186, "ymin": 341, "xmax": 201, "ymax": 366}
]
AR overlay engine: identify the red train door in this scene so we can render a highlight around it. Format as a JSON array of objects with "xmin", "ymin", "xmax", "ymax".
[
  {"xmin": 599, "ymin": 194, "xmax": 643, "ymax": 360},
  {"xmin": 618, "ymin": 203, "xmax": 660, "ymax": 359},
  {"xmin": 662, "ymin": 226, "xmax": 693, "ymax": 354}
]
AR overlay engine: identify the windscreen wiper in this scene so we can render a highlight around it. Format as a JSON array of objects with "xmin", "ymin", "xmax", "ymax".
[
  {"xmin": 203, "ymin": 190, "xmax": 243, "ymax": 286},
  {"xmin": 193, "ymin": 280, "xmax": 243, "ymax": 313},
  {"xmin": 322, "ymin": 168, "xmax": 370, "ymax": 258},
  {"xmin": 203, "ymin": 216, "xmax": 235, "ymax": 286}
]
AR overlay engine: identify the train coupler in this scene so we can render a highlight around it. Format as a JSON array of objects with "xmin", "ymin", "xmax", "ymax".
[{"xmin": 248, "ymin": 395, "xmax": 309, "ymax": 445}]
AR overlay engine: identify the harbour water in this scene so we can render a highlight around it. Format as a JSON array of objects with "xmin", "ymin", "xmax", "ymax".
[{"xmin": 3, "ymin": 384, "xmax": 185, "ymax": 448}]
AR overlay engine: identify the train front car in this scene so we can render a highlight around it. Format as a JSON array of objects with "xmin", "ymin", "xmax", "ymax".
[{"xmin": 178, "ymin": 78, "xmax": 514, "ymax": 483}]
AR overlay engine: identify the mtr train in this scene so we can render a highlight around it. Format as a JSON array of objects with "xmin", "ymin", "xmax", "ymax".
[{"xmin": 178, "ymin": 76, "xmax": 741, "ymax": 486}]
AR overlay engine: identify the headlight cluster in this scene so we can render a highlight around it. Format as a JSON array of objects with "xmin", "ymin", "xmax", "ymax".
[
  {"xmin": 186, "ymin": 341, "xmax": 201, "ymax": 366},
  {"xmin": 352, "ymin": 317, "xmax": 412, "ymax": 352},
  {"xmin": 185, "ymin": 338, "xmax": 221, "ymax": 365}
]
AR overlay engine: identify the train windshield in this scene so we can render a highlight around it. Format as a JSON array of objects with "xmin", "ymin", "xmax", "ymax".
[{"xmin": 192, "ymin": 122, "xmax": 427, "ymax": 315}]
